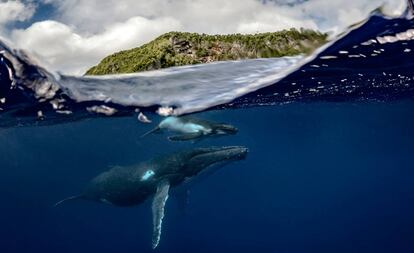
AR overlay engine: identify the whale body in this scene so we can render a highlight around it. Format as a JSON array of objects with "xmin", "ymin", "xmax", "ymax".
[
  {"xmin": 55, "ymin": 146, "xmax": 248, "ymax": 249},
  {"xmin": 142, "ymin": 116, "xmax": 238, "ymax": 141}
]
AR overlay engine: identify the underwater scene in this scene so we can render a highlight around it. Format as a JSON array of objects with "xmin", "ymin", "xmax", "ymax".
[{"xmin": 1, "ymin": 1, "xmax": 414, "ymax": 252}]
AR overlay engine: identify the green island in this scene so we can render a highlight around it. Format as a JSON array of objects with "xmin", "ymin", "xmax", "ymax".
[{"xmin": 86, "ymin": 29, "xmax": 328, "ymax": 75}]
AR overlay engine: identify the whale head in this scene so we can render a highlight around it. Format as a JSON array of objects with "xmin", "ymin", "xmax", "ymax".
[{"xmin": 183, "ymin": 146, "xmax": 248, "ymax": 177}]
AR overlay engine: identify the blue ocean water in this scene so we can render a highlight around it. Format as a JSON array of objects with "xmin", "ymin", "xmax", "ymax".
[
  {"xmin": 1, "ymin": 101, "xmax": 414, "ymax": 253},
  {"xmin": 2, "ymin": 2, "xmax": 414, "ymax": 253}
]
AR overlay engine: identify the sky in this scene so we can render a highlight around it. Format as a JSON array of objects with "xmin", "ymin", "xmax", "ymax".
[{"xmin": 0, "ymin": 0, "xmax": 407, "ymax": 75}]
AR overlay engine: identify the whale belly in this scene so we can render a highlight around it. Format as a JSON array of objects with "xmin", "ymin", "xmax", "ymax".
[
  {"xmin": 160, "ymin": 117, "xmax": 208, "ymax": 134},
  {"xmin": 180, "ymin": 123, "xmax": 207, "ymax": 133}
]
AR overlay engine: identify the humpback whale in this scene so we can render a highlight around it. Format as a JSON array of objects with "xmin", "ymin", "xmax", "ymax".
[
  {"xmin": 141, "ymin": 116, "xmax": 238, "ymax": 141},
  {"xmin": 55, "ymin": 146, "xmax": 248, "ymax": 249}
]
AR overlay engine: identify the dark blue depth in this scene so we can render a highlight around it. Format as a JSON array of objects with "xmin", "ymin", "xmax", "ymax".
[{"xmin": 1, "ymin": 100, "xmax": 414, "ymax": 253}]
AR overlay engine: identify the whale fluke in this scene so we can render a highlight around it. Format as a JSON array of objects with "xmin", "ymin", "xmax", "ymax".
[{"xmin": 54, "ymin": 195, "xmax": 82, "ymax": 207}]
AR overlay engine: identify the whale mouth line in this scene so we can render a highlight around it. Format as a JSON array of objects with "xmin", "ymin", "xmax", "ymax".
[{"xmin": 192, "ymin": 146, "xmax": 249, "ymax": 163}]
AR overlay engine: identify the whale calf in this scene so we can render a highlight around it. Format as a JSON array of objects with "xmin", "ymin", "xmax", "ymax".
[
  {"xmin": 141, "ymin": 116, "xmax": 238, "ymax": 141},
  {"xmin": 55, "ymin": 146, "xmax": 248, "ymax": 249}
]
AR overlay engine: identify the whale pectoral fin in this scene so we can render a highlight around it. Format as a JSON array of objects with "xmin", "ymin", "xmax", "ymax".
[
  {"xmin": 151, "ymin": 180, "xmax": 170, "ymax": 249},
  {"xmin": 141, "ymin": 126, "xmax": 161, "ymax": 138},
  {"xmin": 168, "ymin": 131, "xmax": 203, "ymax": 141}
]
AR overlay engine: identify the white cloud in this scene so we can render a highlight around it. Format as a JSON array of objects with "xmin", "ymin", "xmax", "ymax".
[
  {"xmin": 235, "ymin": 7, "xmax": 319, "ymax": 34},
  {"xmin": 45, "ymin": 0, "xmax": 405, "ymax": 34},
  {"xmin": 11, "ymin": 16, "xmax": 182, "ymax": 75},
  {"xmin": 0, "ymin": 1, "xmax": 35, "ymax": 25},
  {"xmin": 295, "ymin": 0, "xmax": 406, "ymax": 33},
  {"xmin": 2, "ymin": 0, "xmax": 408, "ymax": 74},
  {"xmin": 45, "ymin": 0, "xmax": 318, "ymax": 35}
]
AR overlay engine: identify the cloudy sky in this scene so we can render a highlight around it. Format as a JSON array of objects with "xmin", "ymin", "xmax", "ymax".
[{"xmin": 0, "ymin": 0, "xmax": 406, "ymax": 75}]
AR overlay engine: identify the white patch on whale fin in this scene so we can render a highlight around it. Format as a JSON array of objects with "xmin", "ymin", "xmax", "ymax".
[
  {"xmin": 151, "ymin": 180, "xmax": 170, "ymax": 249},
  {"xmin": 141, "ymin": 169, "xmax": 155, "ymax": 181}
]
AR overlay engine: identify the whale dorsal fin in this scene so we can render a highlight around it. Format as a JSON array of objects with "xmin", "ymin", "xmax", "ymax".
[{"xmin": 151, "ymin": 179, "xmax": 170, "ymax": 249}]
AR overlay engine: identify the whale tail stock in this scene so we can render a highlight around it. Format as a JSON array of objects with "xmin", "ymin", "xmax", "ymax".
[{"xmin": 54, "ymin": 195, "xmax": 82, "ymax": 207}]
